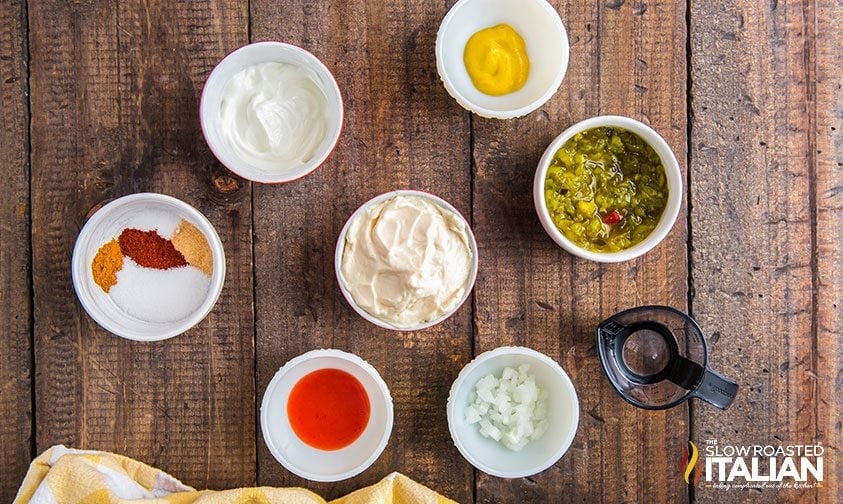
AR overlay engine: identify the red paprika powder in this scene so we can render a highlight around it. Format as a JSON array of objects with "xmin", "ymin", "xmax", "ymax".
[{"xmin": 118, "ymin": 228, "xmax": 188, "ymax": 269}]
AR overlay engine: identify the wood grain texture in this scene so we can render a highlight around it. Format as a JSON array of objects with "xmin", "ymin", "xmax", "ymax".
[
  {"xmin": 689, "ymin": 0, "xmax": 839, "ymax": 501},
  {"xmin": 29, "ymin": 0, "xmax": 255, "ymax": 489},
  {"xmin": 250, "ymin": 0, "xmax": 473, "ymax": 501},
  {"xmin": 11, "ymin": 0, "xmax": 836, "ymax": 501},
  {"xmin": 815, "ymin": 2, "xmax": 842, "ymax": 502},
  {"xmin": 0, "ymin": 0, "xmax": 32, "ymax": 499},
  {"xmin": 471, "ymin": 1, "xmax": 688, "ymax": 502}
]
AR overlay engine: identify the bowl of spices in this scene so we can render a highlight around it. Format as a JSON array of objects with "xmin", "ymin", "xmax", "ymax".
[
  {"xmin": 435, "ymin": 0, "xmax": 569, "ymax": 119},
  {"xmin": 534, "ymin": 116, "xmax": 683, "ymax": 262},
  {"xmin": 72, "ymin": 193, "xmax": 225, "ymax": 341},
  {"xmin": 335, "ymin": 190, "xmax": 478, "ymax": 331},
  {"xmin": 200, "ymin": 41, "xmax": 343, "ymax": 183},
  {"xmin": 447, "ymin": 346, "xmax": 579, "ymax": 478},
  {"xmin": 260, "ymin": 349, "xmax": 393, "ymax": 482}
]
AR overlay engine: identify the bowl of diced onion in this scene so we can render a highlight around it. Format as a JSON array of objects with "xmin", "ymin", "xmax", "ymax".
[{"xmin": 447, "ymin": 346, "xmax": 579, "ymax": 478}]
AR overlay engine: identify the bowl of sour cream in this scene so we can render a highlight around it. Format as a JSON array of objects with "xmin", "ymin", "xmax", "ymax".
[
  {"xmin": 200, "ymin": 41, "xmax": 343, "ymax": 183},
  {"xmin": 335, "ymin": 190, "xmax": 479, "ymax": 331}
]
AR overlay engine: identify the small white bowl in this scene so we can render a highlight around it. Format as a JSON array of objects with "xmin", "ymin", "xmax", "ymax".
[
  {"xmin": 334, "ymin": 190, "xmax": 479, "ymax": 331},
  {"xmin": 200, "ymin": 41, "xmax": 344, "ymax": 184},
  {"xmin": 447, "ymin": 346, "xmax": 579, "ymax": 478},
  {"xmin": 533, "ymin": 115, "xmax": 683, "ymax": 263},
  {"xmin": 436, "ymin": 0, "xmax": 569, "ymax": 119},
  {"xmin": 71, "ymin": 193, "xmax": 226, "ymax": 341},
  {"xmin": 260, "ymin": 349, "xmax": 393, "ymax": 482}
]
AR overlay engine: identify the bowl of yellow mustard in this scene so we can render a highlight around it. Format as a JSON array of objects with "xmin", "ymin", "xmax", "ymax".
[{"xmin": 435, "ymin": 0, "xmax": 569, "ymax": 119}]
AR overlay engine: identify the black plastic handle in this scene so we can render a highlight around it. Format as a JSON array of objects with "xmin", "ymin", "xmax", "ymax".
[{"xmin": 691, "ymin": 369, "xmax": 739, "ymax": 410}]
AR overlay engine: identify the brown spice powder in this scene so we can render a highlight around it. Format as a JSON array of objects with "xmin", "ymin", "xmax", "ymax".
[
  {"xmin": 91, "ymin": 238, "xmax": 124, "ymax": 292},
  {"xmin": 171, "ymin": 219, "xmax": 213, "ymax": 277}
]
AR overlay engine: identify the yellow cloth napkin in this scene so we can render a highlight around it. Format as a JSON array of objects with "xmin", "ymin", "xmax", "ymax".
[{"xmin": 15, "ymin": 446, "xmax": 457, "ymax": 504}]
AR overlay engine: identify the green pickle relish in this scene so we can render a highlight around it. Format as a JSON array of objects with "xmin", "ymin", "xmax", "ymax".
[{"xmin": 544, "ymin": 126, "xmax": 668, "ymax": 252}]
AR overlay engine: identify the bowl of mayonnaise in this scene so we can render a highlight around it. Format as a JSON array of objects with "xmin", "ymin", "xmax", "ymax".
[
  {"xmin": 335, "ymin": 190, "xmax": 479, "ymax": 331},
  {"xmin": 200, "ymin": 41, "xmax": 343, "ymax": 183}
]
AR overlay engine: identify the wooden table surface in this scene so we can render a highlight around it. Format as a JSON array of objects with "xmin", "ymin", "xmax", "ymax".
[{"xmin": 1, "ymin": 0, "xmax": 840, "ymax": 502}]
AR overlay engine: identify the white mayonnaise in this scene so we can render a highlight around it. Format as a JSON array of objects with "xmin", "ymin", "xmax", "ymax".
[
  {"xmin": 219, "ymin": 62, "xmax": 328, "ymax": 172},
  {"xmin": 340, "ymin": 195, "xmax": 473, "ymax": 328}
]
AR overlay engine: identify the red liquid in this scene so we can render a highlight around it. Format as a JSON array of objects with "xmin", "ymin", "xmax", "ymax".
[{"xmin": 287, "ymin": 368, "xmax": 371, "ymax": 450}]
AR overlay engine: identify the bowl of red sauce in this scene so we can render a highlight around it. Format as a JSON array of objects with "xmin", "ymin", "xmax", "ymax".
[{"xmin": 260, "ymin": 349, "xmax": 394, "ymax": 481}]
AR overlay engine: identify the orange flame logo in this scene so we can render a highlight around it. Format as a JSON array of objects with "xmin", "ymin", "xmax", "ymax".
[{"xmin": 679, "ymin": 441, "xmax": 702, "ymax": 486}]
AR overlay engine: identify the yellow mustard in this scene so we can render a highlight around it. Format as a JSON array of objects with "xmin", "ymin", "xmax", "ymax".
[{"xmin": 463, "ymin": 24, "xmax": 529, "ymax": 96}]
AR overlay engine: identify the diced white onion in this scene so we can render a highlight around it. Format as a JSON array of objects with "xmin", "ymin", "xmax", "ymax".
[{"xmin": 464, "ymin": 365, "xmax": 548, "ymax": 451}]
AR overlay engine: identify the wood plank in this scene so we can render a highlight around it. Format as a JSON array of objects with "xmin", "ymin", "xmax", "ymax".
[
  {"xmin": 472, "ymin": 1, "xmax": 688, "ymax": 502},
  {"xmin": 814, "ymin": 1, "xmax": 842, "ymax": 502},
  {"xmin": 689, "ymin": 0, "xmax": 835, "ymax": 501},
  {"xmin": 29, "ymin": 0, "xmax": 255, "ymax": 489},
  {"xmin": 0, "ymin": 0, "xmax": 32, "ymax": 499},
  {"xmin": 250, "ymin": 1, "xmax": 473, "ymax": 501}
]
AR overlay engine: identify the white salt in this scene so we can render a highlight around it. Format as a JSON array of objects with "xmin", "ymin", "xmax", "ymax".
[{"xmin": 108, "ymin": 258, "xmax": 210, "ymax": 323}]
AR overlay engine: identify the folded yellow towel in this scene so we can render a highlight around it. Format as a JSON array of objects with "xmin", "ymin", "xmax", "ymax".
[{"xmin": 15, "ymin": 446, "xmax": 457, "ymax": 504}]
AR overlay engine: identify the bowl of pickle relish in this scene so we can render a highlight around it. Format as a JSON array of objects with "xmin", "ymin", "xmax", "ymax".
[{"xmin": 533, "ymin": 116, "xmax": 682, "ymax": 262}]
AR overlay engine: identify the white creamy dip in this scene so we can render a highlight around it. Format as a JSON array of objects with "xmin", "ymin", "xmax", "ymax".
[
  {"xmin": 219, "ymin": 62, "xmax": 328, "ymax": 172},
  {"xmin": 340, "ymin": 195, "xmax": 474, "ymax": 328}
]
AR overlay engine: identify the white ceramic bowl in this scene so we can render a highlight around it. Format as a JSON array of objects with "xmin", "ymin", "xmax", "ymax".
[
  {"xmin": 200, "ymin": 41, "xmax": 344, "ymax": 183},
  {"xmin": 436, "ymin": 0, "xmax": 569, "ymax": 119},
  {"xmin": 334, "ymin": 190, "xmax": 479, "ymax": 331},
  {"xmin": 533, "ymin": 115, "xmax": 683, "ymax": 263},
  {"xmin": 71, "ymin": 193, "xmax": 226, "ymax": 341},
  {"xmin": 260, "ymin": 349, "xmax": 393, "ymax": 482},
  {"xmin": 447, "ymin": 346, "xmax": 579, "ymax": 478}
]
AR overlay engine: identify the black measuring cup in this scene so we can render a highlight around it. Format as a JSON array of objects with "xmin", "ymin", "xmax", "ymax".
[{"xmin": 596, "ymin": 306, "xmax": 738, "ymax": 410}]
